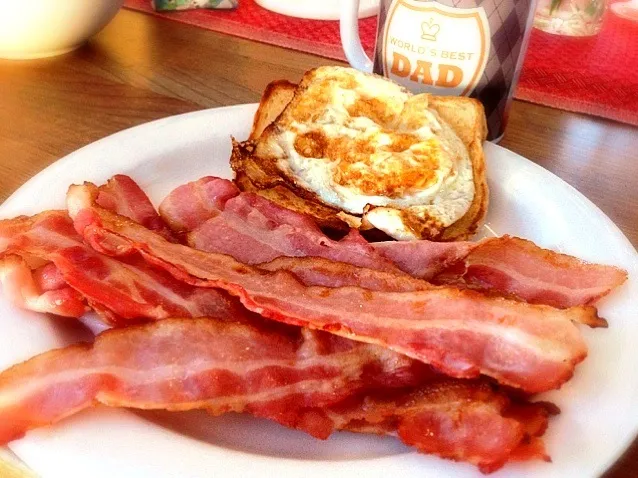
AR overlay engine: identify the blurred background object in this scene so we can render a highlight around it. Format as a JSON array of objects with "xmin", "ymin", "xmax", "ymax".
[
  {"xmin": 152, "ymin": 0, "xmax": 237, "ymax": 10},
  {"xmin": 0, "ymin": 0, "xmax": 124, "ymax": 60},
  {"xmin": 533, "ymin": 0, "xmax": 606, "ymax": 35},
  {"xmin": 610, "ymin": 0, "xmax": 638, "ymax": 21},
  {"xmin": 254, "ymin": 0, "xmax": 379, "ymax": 20}
]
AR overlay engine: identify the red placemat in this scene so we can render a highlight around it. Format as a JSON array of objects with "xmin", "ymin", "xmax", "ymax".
[
  {"xmin": 517, "ymin": 12, "xmax": 638, "ymax": 126},
  {"xmin": 124, "ymin": 0, "xmax": 638, "ymax": 126}
]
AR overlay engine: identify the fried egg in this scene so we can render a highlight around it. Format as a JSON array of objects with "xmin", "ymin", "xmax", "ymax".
[{"xmin": 257, "ymin": 67, "xmax": 476, "ymax": 240}]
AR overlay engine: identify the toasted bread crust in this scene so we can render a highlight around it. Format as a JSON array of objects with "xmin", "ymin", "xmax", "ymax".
[
  {"xmin": 426, "ymin": 96, "xmax": 489, "ymax": 241},
  {"xmin": 232, "ymin": 69, "xmax": 488, "ymax": 241},
  {"xmin": 250, "ymin": 70, "xmax": 357, "ymax": 209},
  {"xmin": 231, "ymin": 139, "xmax": 351, "ymax": 232},
  {"xmin": 249, "ymin": 80, "xmax": 297, "ymax": 141},
  {"xmin": 235, "ymin": 76, "xmax": 354, "ymax": 232}
]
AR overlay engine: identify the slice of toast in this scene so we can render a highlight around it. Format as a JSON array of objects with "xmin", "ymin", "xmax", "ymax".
[
  {"xmin": 249, "ymin": 80, "xmax": 296, "ymax": 141},
  {"xmin": 408, "ymin": 95, "xmax": 488, "ymax": 241},
  {"xmin": 232, "ymin": 67, "xmax": 488, "ymax": 240},
  {"xmin": 233, "ymin": 80, "xmax": 353, "ymax": 232}
]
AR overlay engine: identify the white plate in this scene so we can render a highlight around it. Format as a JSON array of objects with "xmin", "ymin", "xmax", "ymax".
[
  {"xmin": 1, "ymin": 104, "xmax": 637, "ymax": 478},
  {"xmin": 254, "ymin": 0, "xmax": 379, "ymax": 20}
]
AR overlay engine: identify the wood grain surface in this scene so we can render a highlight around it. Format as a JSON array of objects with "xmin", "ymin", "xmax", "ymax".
[{"xmin": 0, "ymin": 8, "xmax": 636, "ymax": 478}]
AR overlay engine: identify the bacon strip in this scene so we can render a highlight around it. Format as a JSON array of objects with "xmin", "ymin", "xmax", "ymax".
[
  {"xmin": 160, "ymin": 177, "xmax": 399, "ymax": 271},
  {"xmin": 0, "ymin": 318, "xmax": 426, "ymax": 445},
  {"xmin": 0, "ymin": 255, "xmax": 87, "ymax": 318},
  {"xmin": 160, "ymin": 176, "xmax": 626, "ymax": 308},
  {"xmin": 158, "ymin": 176, "xmax": 240, "ymax": 236},
  {"xmin": 432, "ymin": 236, "xmax": 628, "ymax": 308},
  {"xmin": 260, "ymin": 256, "xmax": 429, "ymax": 292},
  {"xmin": 96, "ymin": 175, "xmax": 177, "ymax": 242},
  {"xmin": 68, "ymin": 183, "xmax": 595, "ymax": 393},
  {"xmin": 325, "ymin": 383, "xmax": 555, "ymax": 474},
  {"xmin": 0, "ymin": 317, "xmax": 551, "ymax": 472},
  {"xmin": 0, "ymin": 212, "xmax": 249, "ymax": 325},
  {"xmin": 262, "ymin": 257, "xmax": 607, "ymax": 328},
  {"xmin": 373, "ymin": 240, "xmax": 476, "ymax": 280}
]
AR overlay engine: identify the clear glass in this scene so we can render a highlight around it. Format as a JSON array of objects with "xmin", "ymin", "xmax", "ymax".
[{"xmin": 534, "ymin": 0, "xmax": 606, "ymax": 36}]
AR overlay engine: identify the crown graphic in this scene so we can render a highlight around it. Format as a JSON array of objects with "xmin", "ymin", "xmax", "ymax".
[{"xmin": 421, "ymin": 18, "xmax": 441, "ymax": 41}]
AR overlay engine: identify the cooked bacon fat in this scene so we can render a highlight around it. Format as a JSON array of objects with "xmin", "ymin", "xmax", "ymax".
[
  {"xmin": 160, "ymin": 176, "xmax": 626, "ymax": 309},
  {"xmin": 0, "ymin": 317, "xmax": 552, "ymax": 473},
  {"xmin": 0, "ymin": 318, "xmax": 426, "ymax": 444},
  {"xmin": 0, "ymin": 254, "xmax": 87, "ymax": 318},
  {"xmin": 0, "ymin": 174, "xmax": 626, "ymax": 474},
  {"xmin": 68, "ymin": 182, "xmax": 594, "ymax": 394},
  {"xmin": 0, "ymin": 212, "xmax": 248, "ymax": 325},
  {"xmin": 96, "ymin": 174, "xmax": 177, "ymax": 242}
]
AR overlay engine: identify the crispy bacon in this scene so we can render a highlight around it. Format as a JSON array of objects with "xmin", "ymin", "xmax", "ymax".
[
  {"xmin": 261, "ymin": 257, "xmax": 606, "ymax": 328},
  {"xmin": 0, "ymin": 317, "xmax": 552, "ymax": 472},
  {"xmin": 0, "ymin": 255, "xmax": 87, "ymax": 318},
  {"xmin": 160, "ymin": 177, "xmax": 399, "ymax": 271},
  {"xmin": 160, "ymin": 176, "xmax": 625, "ymax": 308},
  {"xmin": 158, "ymin": 176, "xmax": 240, "ymax": 236},
  {"xmin": 260, "ymin": 256, "xmax": 429, "ymax": 291},
  {"xmin": 96, "ymin": 174, "xmax": 177, "ymax": 242},
  {"xmin": 0, "ymin": 318, "xmax": 426, "ymax": 444},
  {"xmin": 373, "ymin": 240, "xmax": 476, "ymax": 280},
  {"xmin": 432, "ymin": 236, "xmax": 628, "ymax": 308},
  {"xmin": 325, "ymin": 382, "xmax": 555, "ymax": 474},
  {"xmin": 68, "ymin": 183, "xmax": 595, "ymax": 393},
  {"xmin": 0, "ymin": 212, "xmax": 250, "ymax": 324}
]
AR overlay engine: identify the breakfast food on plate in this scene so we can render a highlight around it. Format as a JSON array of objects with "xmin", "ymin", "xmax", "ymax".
[
  {"xmin": 248, "ymin": 79, "xmax": 297, "ymax": 141},
  {"xmin": 159, "ymin": 176, "xmax": 626, "ymax": 311},
  {"xmin": 231, "ymin": 66, "xmax": 488, "ymax": 240},
  {"xmin": 0, "ymin": 69, "xmax": 629, "ymax": 474},
  {"xmin": 67, "ymin": 181, "xmax": 602, "ymax": 393},
  {"xmin": 0, "ymin": 315, "xmax": 556, "ymax": 473},
  {"xmin": 0, "ymin": 173, "xmax": 627, "ymax": 473}
]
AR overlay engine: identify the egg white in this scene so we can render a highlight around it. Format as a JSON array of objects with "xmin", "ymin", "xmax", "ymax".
[{"xmin": 269, "ymin": 67, "xmax": 475, "ymax": 238}]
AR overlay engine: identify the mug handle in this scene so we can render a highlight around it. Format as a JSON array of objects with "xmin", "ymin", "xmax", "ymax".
[{"xmin": 340, "ymin": 0, "xmax": 374, "ymax": 73}]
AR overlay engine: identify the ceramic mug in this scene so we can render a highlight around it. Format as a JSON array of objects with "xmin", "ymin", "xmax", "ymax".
[{"xmin": 341, "ymin": 0, "xmax": 538, "ymax": 141}]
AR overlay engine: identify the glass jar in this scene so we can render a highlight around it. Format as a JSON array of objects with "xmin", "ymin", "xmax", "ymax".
[{"xmin": 534, "ymin": 0, "xmax": 606, "ymax": 36}]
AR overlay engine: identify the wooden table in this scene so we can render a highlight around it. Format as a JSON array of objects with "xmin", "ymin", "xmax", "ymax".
[{"xmin": 0, "ymin": 8, "xmax": 636, "ymax": 478}]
